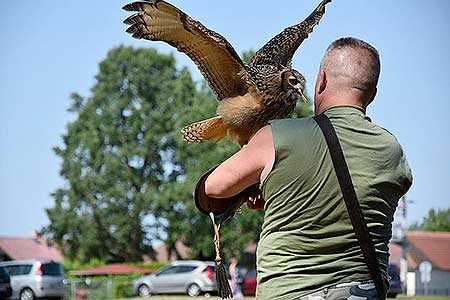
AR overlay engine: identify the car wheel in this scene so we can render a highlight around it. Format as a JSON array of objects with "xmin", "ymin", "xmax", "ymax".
[
  {"xmin": 138, "ymin": 284, "xmax": 152, "ymax": 298},
  {"xmin": 20, "ymin": 288, "xmax": 35, "ymax": 300},
  {"xmin": 387, "ymin": 293, "xmax": 397, "ymax": 298},
  {"xmin": 187, "ymin": 283, "xmax": 202, "ymax": 297}
]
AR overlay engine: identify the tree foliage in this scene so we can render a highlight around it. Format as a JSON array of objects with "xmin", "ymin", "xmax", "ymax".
[
  {"xmin": 44, "ymin": 46, "xmax": 198, "ymax": 262},
  {"xmin": 410, "ymin": 208, "xmax": 450, "ymax": 232},
  {"xmin": 44, "ymin": 46, "xmax": 312, "ymax": 263}
]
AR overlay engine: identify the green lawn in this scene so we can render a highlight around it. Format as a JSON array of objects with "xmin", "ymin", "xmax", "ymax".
[
  {"xmin": 120, "ymin": 297, "xmax": 254, "ymax": 300},
  {"xmin": 120, "ymin": 296, "xmax": 450, "ymax": 300},
  {"xmin": 396, "ymin": 297, "xmax": 450, "ymax": 300}
]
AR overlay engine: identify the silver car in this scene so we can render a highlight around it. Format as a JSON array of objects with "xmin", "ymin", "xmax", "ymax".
[
  {"xmin": 133, "ymin": 260, "xmax": 217, "ymax": 297},
  {"xmin": 0, "ymin": 260, "xmax": 65, "ymax": 300},
  {"xmin": 0, "ymin": 266, "xmax": 12, "ymax": 298}
]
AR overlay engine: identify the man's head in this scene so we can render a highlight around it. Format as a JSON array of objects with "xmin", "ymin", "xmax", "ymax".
[{"xmin": 314, "ymin": 37, "xmax": 381, "ymax": 114}]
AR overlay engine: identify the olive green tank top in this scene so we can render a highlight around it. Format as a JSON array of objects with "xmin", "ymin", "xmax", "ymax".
[{"xmin": 256, "ymin": 106, "xmax": 412, "ymax": 300}]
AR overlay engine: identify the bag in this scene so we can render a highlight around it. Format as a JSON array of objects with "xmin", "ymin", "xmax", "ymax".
[{"xmin": 314, "ymin": 114, "xmax": 386, "ymax": 300}]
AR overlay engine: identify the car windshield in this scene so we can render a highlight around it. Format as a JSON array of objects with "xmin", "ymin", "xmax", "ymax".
[
  {"xmin": 42, "ymin": 263, "xmax": 63, "ymax": 276},
  {"xmin": 0, "ymin": 267, "xmax": 8, "ymax": 277}
]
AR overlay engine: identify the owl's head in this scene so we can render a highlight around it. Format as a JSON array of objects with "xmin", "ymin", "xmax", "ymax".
[{"xmin": 281, "ymin": 69, "xmax": 307, "ymax": 103}]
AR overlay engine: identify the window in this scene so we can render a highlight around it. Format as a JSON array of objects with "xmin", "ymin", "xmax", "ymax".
[
  {"xmin": 4, "ymin": 266, "xmax": 18, "ymax": 276},
  {"xmin": 42, "ymin": 263, "xmax": 63, "ymax": 276},
  {"xmin": 157, "ymin": 266, "xmax": 178, "ymax": 276},
  {"xmin": 19, "ymin": 265, "xmax": 33, "ymax": 275},
  {"xmin": 0, "ymin": 266, "xmax": 9, "ymax": 279},
  {"xmin": 388, "ymin": 264, "xmax": 400, "ymax": 278},
  {"xmin": 176, "ymin": 265, "xmax": 197, "ymax": 273},
  {"xmin": 245, "ymin": 269, "xmax": 257, "ymax": 278},
  {"xmin": 4, "ymin": 265, "xmax": 32, "ymax": 276}
]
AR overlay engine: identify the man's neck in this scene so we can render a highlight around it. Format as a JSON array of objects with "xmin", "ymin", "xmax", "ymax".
[{"xmin": 315, "ymin": 93, "xmax": 366, "ymax": 115}]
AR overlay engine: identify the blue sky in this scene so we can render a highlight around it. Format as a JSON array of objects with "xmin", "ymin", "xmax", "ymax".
[{"xmin": 0, "ymin": 0, "xmax": 449, "ymax": 237}]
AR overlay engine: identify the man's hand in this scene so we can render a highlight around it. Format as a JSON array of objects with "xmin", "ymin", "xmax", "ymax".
[
  {"xmin": 247, "ymin": 193, "xmax": 265, "ymax": 210},
  {"xmin": 241, "ymin": 184, "xmax": 265, "ymax": 210}
]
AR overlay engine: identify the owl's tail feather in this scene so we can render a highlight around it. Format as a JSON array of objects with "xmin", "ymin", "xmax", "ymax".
[{"xmin": 182, "ymin": 116, "xmax": 228, "ymax": 143}]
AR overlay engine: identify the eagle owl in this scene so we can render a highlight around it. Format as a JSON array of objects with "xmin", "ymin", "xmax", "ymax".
[{"xmin": 123, "ymin": 0, "xmax": 331, "ymax": 147}]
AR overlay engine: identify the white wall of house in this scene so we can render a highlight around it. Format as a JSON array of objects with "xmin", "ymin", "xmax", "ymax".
[{"xmin": 413, "ymin": 269, "xmax": 450, "ymax": 296}]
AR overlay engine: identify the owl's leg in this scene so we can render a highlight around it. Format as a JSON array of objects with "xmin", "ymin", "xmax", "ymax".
[{"xmin": 181, "ymin": 116, "xmax": 228, "ymax": 143}]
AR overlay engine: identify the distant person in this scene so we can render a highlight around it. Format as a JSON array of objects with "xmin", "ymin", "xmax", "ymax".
[
  {"xmin": 206, "ymin": 37, "xmax": 412, "ymax": 299},
  {"xmin": 228, "ymin": 258, "xmax": 244, "ymax": 300}
]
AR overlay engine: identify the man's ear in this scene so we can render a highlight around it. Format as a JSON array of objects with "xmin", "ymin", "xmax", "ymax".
[
  {"xmin": 318, "ymin": 70, "xmax": 327, "ymax": 95},
  {"xmin": 366, "ymin": 87, "xmax": 377, "ymax": 106}
]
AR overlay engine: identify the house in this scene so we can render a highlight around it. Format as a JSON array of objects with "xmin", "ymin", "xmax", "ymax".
[
  {"xmin": 0, "ymin": 232, "xmax": 63, "ymax": 262},
  {"xmin": 389, "ymin": 231, "xmax": 450, "ymax": 296}
]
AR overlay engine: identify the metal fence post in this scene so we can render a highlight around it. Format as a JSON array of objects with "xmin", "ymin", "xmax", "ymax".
[
  {"xmin": 107, "ymin": 278, "xmax": 113, "ymax": 300},
  {"xmin": 71, "ymin": 280, "xmax": 76, "ymax": 300}
]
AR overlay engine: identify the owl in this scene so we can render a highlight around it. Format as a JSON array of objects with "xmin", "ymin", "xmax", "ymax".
[{"xmin": 123, "ymin": 0, "xmax": 331, "ymax": 147}]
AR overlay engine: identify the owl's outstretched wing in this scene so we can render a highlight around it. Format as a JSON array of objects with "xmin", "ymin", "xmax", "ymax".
[
  {"xmin": 123, "ymin": 1, "xmax": 248, "ymax": 100},
  {"xmin": 251, "ymin": 0, "xmax": 332, "ymax": 68}
]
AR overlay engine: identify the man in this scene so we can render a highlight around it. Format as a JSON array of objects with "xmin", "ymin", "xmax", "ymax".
[
  {"xmin": 228, "ymin": 258, "xmax": 244, "ymax": 300},
  {"xmin": 205, "ymin": 37, "xmax": 412, "ymax": 300}
]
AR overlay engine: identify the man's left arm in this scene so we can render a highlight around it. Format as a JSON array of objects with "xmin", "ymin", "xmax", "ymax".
[{"xmin": 205, "ymin": 125, "xmax": 275, "ymax": 199}]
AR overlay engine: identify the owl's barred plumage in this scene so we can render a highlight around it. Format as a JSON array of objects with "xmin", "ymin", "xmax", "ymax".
[
  {"xmin": 123, "ymin": 0, "xmax": 332, "ymax": 147},
  {"xmin": 123, "ymin": 0, "xmax": 247, "ymax": 100}
]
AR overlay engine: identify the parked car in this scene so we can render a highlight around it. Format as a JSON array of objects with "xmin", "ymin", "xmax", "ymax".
[
  {"xmin": 0, "ymin": 260, "xmax": 65, "ymax": 300},
  {"xmin": 387, "ymin": 263, "xmax": 401, "ymax": 298},
  {"xmin": 242, "ymin": 269, "xmax": 257, "ymax": 296},
  {"xmin": 0, "ymin": 266, "xmax": 13, "ymax": 299},
  {"xmin": 133, "ymin": 260, "xmax": 216, "ymax": 297}
]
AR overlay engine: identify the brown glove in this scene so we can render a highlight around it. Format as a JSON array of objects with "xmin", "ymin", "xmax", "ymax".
[
  {"xmin": 194, "ymin": 165, "xmax": 264, "ymax": 299},
  {"xmin": 194, "ymin": 165, "xmax": 264, "ymax": 223}
]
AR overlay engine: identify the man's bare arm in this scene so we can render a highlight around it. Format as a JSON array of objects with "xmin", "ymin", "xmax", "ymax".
[{"xmin": 205, "ymin": 125, "xmax": 275, "ymax": 199}]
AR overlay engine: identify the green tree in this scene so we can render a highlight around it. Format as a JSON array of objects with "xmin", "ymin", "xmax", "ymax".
[
  {"xmin": 410, "ymin": 208, "xmax": 450, "ymax": 232},
  {"xmin": 44, "ymin": 46, "xmax": 199, "ymax": 262}
]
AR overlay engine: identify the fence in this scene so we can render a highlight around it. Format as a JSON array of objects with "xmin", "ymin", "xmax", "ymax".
[
  {"xmin": 415, "ymin": 288, "xmax": 450, "ymax": 296},
  {"xmin": 66, "ymin": 278, "xmax": 114, "ymax": 300}
]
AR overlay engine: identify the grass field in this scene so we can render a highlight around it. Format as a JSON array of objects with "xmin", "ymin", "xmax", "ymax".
[
  {"xmin": 120, "ymin": 296, "xmax": 450, "ymax": 300},
  {"xmin": 396, "ymin": 297, "xmax": 450, "ymax": 300}
]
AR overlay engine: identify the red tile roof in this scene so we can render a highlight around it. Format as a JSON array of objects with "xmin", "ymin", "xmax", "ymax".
[
  {"xmin": 389, "ymin": 231, "xmax": 450, "ymax": 271},
  {"xmin": 70, "ymin": 264, "xmax": 154, "ymax": 276},
  {"xmin": 388, "ymin": 242, "xmax": 418, "ymax": 269},
  {"xmin": 407, "ymin": 231, "xmax": 450, "ymax": 271},
  {"xmin": 0, "ymin": 237, "xmax": 63, "ymax": 262}
]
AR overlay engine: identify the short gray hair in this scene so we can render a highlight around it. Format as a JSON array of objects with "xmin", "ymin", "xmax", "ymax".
[{"xmin": 320, "ymin": 37, "xmax": 380, "ymax": 94}]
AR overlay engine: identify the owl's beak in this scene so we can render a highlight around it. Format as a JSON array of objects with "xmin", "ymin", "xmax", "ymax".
[
  {"xmin": 293, "ymin": 83, "xmax": 308, "ymax": 103},
  {"xmin": 299, "ymin": 89, "xmax": 308, "ymax": 103}
]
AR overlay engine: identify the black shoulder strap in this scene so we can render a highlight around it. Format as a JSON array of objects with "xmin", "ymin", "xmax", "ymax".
[{"xmin": 313, "ymin": 113, "xmax": 386, "ymax": 300}]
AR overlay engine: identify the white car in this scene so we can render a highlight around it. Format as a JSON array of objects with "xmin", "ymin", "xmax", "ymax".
[
  {"xmin": 0, "ymin": 260, "xmax": 65, "ymax": 300},
  {"xmin": 133, "ymin": 260, "xmax": 217, "ymax": 297}
]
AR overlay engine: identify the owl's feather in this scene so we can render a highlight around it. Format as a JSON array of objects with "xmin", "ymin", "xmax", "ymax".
[
  {"xmin": 123, "ymin": 0, "xmax": 249, "ymax": 101},
  {"xmin": 123, "ymin": 0, "xmax": 332, "ymax": 147},
  {"xmin": 181, "ymin": 116, "xmax": 228, "ymax": 144},
  {"xmin": 251, "ymin": 0, "xmax": 332, "ymax": 68}
]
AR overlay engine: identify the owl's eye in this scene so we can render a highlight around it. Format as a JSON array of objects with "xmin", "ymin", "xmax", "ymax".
[{"xmin": 288, "ymin": 76, "xmax": 299, "ymax": 86}]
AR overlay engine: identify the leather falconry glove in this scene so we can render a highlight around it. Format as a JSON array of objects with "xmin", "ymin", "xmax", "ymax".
[{"xmin": 194, "ymin": 165, "xmax": 263, "ymax": 299}]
